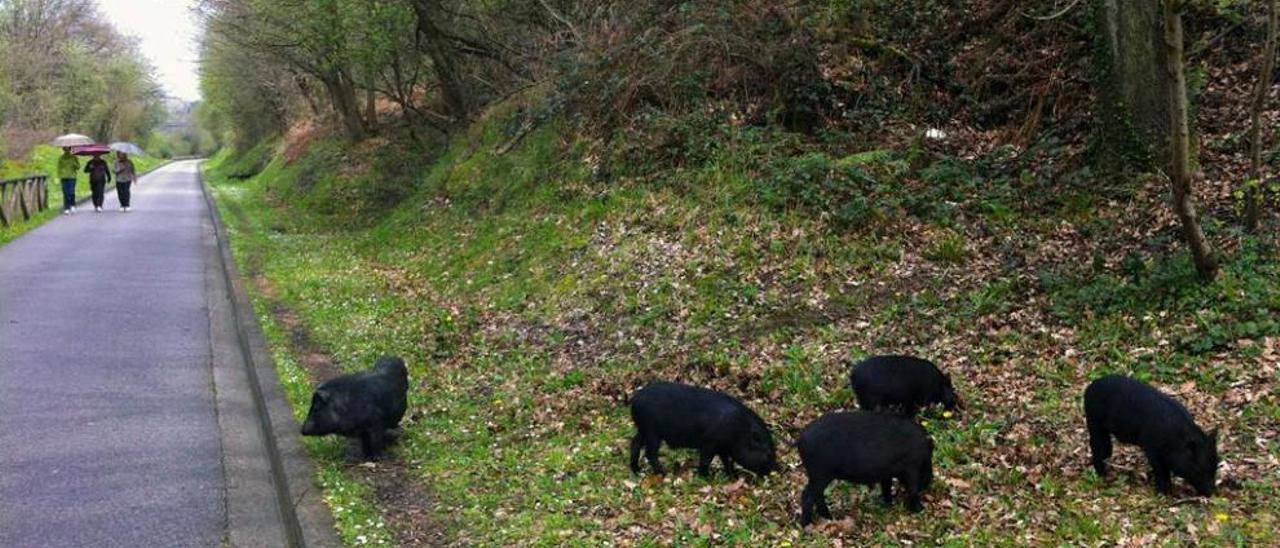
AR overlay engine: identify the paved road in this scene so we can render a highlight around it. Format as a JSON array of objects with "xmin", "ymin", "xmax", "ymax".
[{"xmin": 0, "ymin": 162, "xmax": 226, "ymax": 546}]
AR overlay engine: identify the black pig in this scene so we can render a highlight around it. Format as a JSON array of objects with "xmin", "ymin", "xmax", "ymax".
[
  {"xmin": 797, "ymin": 411, "xmax": 933, "ymax": 525},
  {"xmin": 849, "ymin": 355, "xmax": 960, "ymax": 417},
  {"xmin": 301, "ymin": 355, "xmax": 409, "ymax": 460},
  {"xmin": 1084, "ymin": 374, "xmax": 1219, "ymax": 496},
  {"xmin": 629, "ymin": 381, "xmax": 779, "ymax": 478}
]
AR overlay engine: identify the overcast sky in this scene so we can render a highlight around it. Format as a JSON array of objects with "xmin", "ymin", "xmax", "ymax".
[{"xmin": 97, "ymin": 0, "xmax": 201, "ymax": 101}]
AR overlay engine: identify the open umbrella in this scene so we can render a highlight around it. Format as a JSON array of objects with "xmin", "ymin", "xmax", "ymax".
[
  {"xmin": 52, "ymin": 134, "xmax": 95, "ymax": 147},
  {"xmin": 72, "ymin": 144, "xmax": 112, "ymax": 156},
  {"xmin": 109, "ymin": 142, "xmax": 146, "ymax": 156}
]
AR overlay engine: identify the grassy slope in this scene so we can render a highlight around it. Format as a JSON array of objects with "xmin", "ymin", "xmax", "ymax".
[
  {"xmin": 0, "ymin": 145, "xmax": 162, "ymax": 246},
  {"xmin": 208, "ymin": 98, "xmax": 1280, "ymax": 545}
]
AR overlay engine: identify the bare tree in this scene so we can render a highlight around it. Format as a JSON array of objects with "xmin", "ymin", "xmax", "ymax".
[
  {"xmin": 1247, "ymin": 0, "xmax": 1279, "ymax": 232},
  {"xmin": 1162, "ymin": 0, "xmax": 1218, "ymax": 282}
]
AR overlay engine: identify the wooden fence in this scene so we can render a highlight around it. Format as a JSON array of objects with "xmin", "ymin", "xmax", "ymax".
[{"xmin": 0, "ymin": 176, "xmax": 48, "ymax": 227}]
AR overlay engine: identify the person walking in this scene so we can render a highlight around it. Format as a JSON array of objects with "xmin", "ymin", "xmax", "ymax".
[
  {"xmin": 57, "ymin": 147, "xmax": 80, "ymax": 214},
  {"xmin": 84, "ymin": 153, "xmax": 111, "ymax": 212},
  {"xmin": 113, "ymin": 152, "xmax": 136, "ymax": 212}
]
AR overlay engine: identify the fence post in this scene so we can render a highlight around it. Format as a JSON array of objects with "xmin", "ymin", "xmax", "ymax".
[
  {"xmin": 0, "ymin": 180, "xmax": 9, "ymax": 227},
  {"xmin": 0, "ymin": 176, "xmax": 51, "ymax": 228}
]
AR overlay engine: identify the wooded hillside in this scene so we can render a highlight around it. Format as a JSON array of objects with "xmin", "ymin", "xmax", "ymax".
[{"xmin": 200, "ymin": 1, "xmax": 1280, "ymax": 545}]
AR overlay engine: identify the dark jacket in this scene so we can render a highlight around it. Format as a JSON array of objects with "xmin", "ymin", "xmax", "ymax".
[{"xmin": 85, "ymin": 157, "xmax": 111, "ymax": 184}]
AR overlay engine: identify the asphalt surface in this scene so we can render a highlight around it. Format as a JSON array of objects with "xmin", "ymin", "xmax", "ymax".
[{"xmin": 0, "ymin": 162, "xmax": 227, "ymax": 546}]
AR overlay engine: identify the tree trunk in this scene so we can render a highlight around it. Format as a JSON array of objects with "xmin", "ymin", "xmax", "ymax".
[
  {"xmin": 321, "ymin": 73, "xmax": 366, "ymax": 141},
  {"xmin": 365, "ymin": 88, "xmax": 378, "ymax": 131},
  {"xmin": 411, "ymin": 0, "xmax": 471, "ymax": 121},
  {"xmin": 294, "ymin": 73, "xmax": 323, "ymax": 117},
  {"xmin": 1163, "ymin": 0, "xmax": 1218, "ymax": 282},
  {"xmin": 1247, "ymin": 0, "xmax": 1279, "ymax": 232},
  {"xmin": 1096, "ymin": 0, "xmax": 1172, "ymax": 169}
]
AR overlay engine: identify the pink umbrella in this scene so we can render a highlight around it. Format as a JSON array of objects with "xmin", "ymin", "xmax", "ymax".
[{"xmin": 72, "ymin": 144, "xmax": 111, "ymax": 156}]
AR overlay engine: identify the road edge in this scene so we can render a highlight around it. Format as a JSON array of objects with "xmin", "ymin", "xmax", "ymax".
[{"xmin": 198, "ymin": 161, "xmax": 340, "ymax": 547}]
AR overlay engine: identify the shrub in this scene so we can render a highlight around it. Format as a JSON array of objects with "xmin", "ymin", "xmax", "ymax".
[{"xmin": 566, "ymin": 0, "xmax": 831, "ymax": 134}]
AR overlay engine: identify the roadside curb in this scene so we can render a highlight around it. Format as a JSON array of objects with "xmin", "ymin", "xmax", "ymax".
[{"xmin": 198, "ymin": 162, "xmax": 340, "ymax": 547}]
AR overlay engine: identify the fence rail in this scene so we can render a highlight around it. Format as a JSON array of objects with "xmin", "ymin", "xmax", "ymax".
[{"xmin": 0, "ymin": 175, "xmax": 49, "ymax": 227}]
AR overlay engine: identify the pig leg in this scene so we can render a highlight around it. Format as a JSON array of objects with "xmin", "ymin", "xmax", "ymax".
[
  {"xmin": 800, "ymin": 475, "xmax": 834, "ymax": 525},
  {"xmin": 696, "ymin": 447, "xmax": 716, "ymax": 478},
  {"xmin": 815, "ymin": 490, "xmax": 832, "ymax": 520},
  {"xmin": 1087, "ymin": 419, "xmax": 1111, "ymax": 477},
  {"xmin": 879, "ymin": 479, "xmax": 894, "ymax": 506},
  {"xmin": 629, "ymin": 434, "xmax": 644, "ymax": 474},
  {"xmin": 718, "ymin": 451, "xmax": 738, "ymax": 478},
  {"xmin": 901, "ymin": 470, "xmax": 924, "ymax": 513},
  {"xmin": 644, "ymin": 435, "xmax": 665, "ymax": 475},
  {"xmin": 1144, "ymin": 448, "xmax": 1173, "ymax": 494},
  {"xmin": 359, "ymin": 429, "xmax": 386, "ymax": 460}
]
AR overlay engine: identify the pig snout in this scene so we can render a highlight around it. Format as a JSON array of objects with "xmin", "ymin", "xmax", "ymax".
[{"xmin": 300, "ymin": 417, "xmax": 317, "ymax": 436}]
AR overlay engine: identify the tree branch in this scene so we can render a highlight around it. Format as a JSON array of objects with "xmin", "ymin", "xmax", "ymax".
[{"xmin": 1022, "ymin": 0, "xmax": 1083, "ymax": 21}]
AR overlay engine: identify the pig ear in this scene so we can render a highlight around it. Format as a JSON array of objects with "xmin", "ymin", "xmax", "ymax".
[{"xmin": 315, "ymin": 388, "xmax": 331, "ymax": 402}]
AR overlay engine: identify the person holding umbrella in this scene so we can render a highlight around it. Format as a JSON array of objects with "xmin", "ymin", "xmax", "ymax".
[
  {"xmin": 113, "ymin": 151, "xmax": 136, "ymax": 212},
  {"xmin": 51, "ymin": 133, "xmax": 94, "ymax": 214},
  {"xmin": 57, "ymin": 147, "xmax": 80, "ymax": 214},
  {"xmin": 83, "ymin": 152, "xmax": 111, "ymax": 212}
]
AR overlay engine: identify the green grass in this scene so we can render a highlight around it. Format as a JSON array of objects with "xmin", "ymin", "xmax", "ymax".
[
  {"xmin": 206, "ymin": 102, "xmax": 1280, "ymax": 546},
  {"xmin": 0, "ymin": 145, "xmax": 164, "ymax": 246}
]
